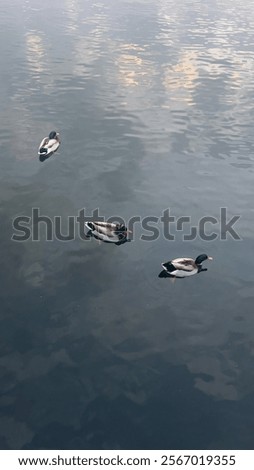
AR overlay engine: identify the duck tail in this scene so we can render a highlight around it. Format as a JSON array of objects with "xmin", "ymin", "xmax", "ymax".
[
  {"xmin": 161, "ymin": 261, "xmax": 175, "ymax": 273},
  {"xmin": 86, "ymin": 222, "xmax": 94, "ymax": 231},
  {"xmin": 158, "ymin": 270, "xmax": 172, "ymax": 278}
]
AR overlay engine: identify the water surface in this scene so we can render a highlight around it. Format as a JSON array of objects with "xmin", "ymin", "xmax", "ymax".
[{"xmin": 1, "ymin": 0, "xmax": 254, "ymax": 449}]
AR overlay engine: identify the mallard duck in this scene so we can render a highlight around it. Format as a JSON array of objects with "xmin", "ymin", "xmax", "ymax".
[
  {"xmin": 85, "ymin": 221, "xmax": 131, "ymax": 245},
  {"xmin": 38, "ymin": 131, "xmax": 60, "ymax": 159},
  {"xmin": 160, "ymin": 254, "xmax": 213, "ymax": 278}
]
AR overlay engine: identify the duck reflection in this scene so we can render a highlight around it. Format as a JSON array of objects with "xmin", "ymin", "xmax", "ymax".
[{"xmin": 39, "ymin": 153, "xmax": 52, "ymax": 163}]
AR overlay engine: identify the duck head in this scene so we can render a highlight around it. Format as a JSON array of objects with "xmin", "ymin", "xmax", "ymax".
[
  {"xmin": 49, "ymin": 131, "xmax": 57, "ymax": 139},
  {"xmin": 195, "ymin": 254, "xmax": 213, "ymax": 265}
]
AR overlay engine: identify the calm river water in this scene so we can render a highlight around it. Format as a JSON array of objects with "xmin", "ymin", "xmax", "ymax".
[{"xmin": 1, "ymin": 0, "xmax": 254, "ymax": 450}]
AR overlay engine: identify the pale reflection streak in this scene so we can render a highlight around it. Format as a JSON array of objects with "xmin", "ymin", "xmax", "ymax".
[
  {"xmin": 114, "ymin": 44, "xmax": 164, "ymax": 152},
  {"xmin": 64, "ymin": 0, "xmax": 79, "ymax": 34},
  {"xmin": 25, "ymin": 31, "xmax": 56, "ymax": 93},
  {"xmin": 10, "ymin": 30, "xmax": 51, "ymax": 157},
  {"xmin": 26, "ymin": 32, "xmax": 46, "ymax": 76},
  {"xmin": 163, "ymin": 50, "xmax": 199, "ymax": 105},
  {"xmin": 8, "ymin": 32, "xmax": 44, "ymax": 157},
  {"xmin": 66, "ymin": 6, "xmax": 110, "ymax": 77},
  {"xmin": 117, "ymin": 45, "xmax": 154, "ymax": 88}
]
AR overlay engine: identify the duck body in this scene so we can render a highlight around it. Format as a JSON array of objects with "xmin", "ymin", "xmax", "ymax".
[
  {"xmin": 85, "ymin": 221, "xmax": 130, "ymax": 245},
  {"xmin": 38, "ymin": 131, "xmax": 60, "ymax": 159},
  {"xmin": 161, "ymin": 254, "xmax": 213, "ymax": 278}
]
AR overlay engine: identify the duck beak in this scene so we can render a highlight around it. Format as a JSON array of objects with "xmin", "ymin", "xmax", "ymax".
[{"xmin": 208, "ymin": 256, "xmax": 213, "ymax": 261}]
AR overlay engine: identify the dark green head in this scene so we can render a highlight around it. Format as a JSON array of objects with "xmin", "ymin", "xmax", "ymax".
[
  {"xmin": 195, "ymin": 254, "xmax": 213, "ymax": 265},
  {"xmin": 117, "ymin": 223, "xmax": 127, "ymax": 232},
  {"xmin": 49, "ymin": 131, "xmax": 57, "ymax": 139}
]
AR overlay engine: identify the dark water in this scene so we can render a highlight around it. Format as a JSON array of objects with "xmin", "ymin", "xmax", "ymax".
[{"xmin": 1, "ymin": 0, "xmax": 254, "ymax": 450}]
